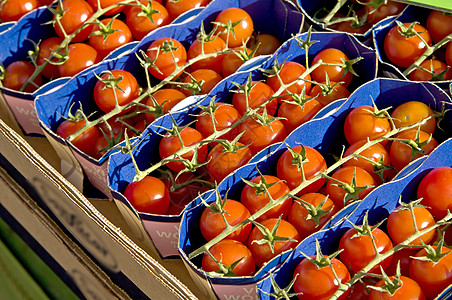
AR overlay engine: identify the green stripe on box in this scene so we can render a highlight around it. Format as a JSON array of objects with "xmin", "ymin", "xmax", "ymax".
[{"xmin": 399, "ymin": 0, "xmax": 452, "ymax": 12}]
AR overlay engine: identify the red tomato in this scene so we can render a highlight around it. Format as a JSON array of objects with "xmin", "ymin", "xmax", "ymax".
[
  {"xmin": 181, "ymin": 69, "xmax": 223, "ymax": 96},
  {"xmin": 344, "ymin": 105, "xmax": 391, "ymax": 146},
  {"xmin": 330, "ymin": 17, "xmax": 372, "ymax": 35},
  {"xmin": 87, "ymin": 0, "xmax": 125, "ymax": 15},
  {"xmin": 409, "ymin": 246, "xmax": 452, "ymax": 299},
  {"xmin": 364, "ymin": 1, "xmax": 406, "ymax": 25},
  {"xmin": 240, "ymin": 175, "xmax": 293, "ymax": 222},
  {"xmin": 53, "ymin": 0, "xmax": 95, "ymax": 42},
  {"xmin": 206, "ymin": 142, "xmax": 253, "ymax": 183},
  {"xmin": 277, "ymin": 98, "xmax": 323, "ymax": 133},
  {"xmin": 390, "ymin": 101, "xmax": 436, "ymax": 135},
  {"xmin": 144, "ymin": 88, "xmax": 186, "ymax": 123},
  {"xmin": 276, "ymin": 145, "xmax": 327, "ymax": 195},
  {"xmin": 165, "ymin": 0, "xmax": 208, "ymax": 21},
  {"xmin": 326, "ymin": 166, "xmax": 377, "ymax": 208},
  {"xmin": 201, "ymin": 239, "xmax": 255, "ymax": 276},
  {"xmin": 93, "ymin": 69, "xmax": 139, "ymax": 113},
  {"xmin": 232, "ymin": 81, "xmax": 277, "ymax": 116},
  {"xmin": 58, "ymin": 43, "xmax": 99, "ymax": 77},
  {"xmin": 426, "ymin": 10, "xmax": 452, "ymax": 44},
  {"xmin": 221, "ymin": 46, "xmax": 253, "ymax": 77},
  {"xmin": 389, "ymin": 129, "xmax": 438, "ymax": 171},
  {"xmin": 200, "ymin": 199, "xmax": 252, "ymax": 243},
  {"xmin": 161, "ymin": 171, "xmax": 203, "ymax": 215},
  {"xmin": 37, "ymin": 37, "xmax": 64, "ymax": 80},
  {"xmin": 124, "ymin": 176, "xmax": 170, "ymax": 214},
  {"xmin": 293, "ymin": 255, "xmax": 351, "ymax": 300},
  {"xmin": 249, "ymin": 33, "xmax": 281, "ymax": 56},
  {"xmin": 247, "ymin": 218, "xmax": 300, "ymax": 267},
  {"xmin": 339, "ymin": 225, "xmax": 393, "ymax": 274},
  {"xmin": 384, "ymin": 22, "xmax": 432, "ymax": 68},
  {"xmin": 266, "ymin": 61, "xmax": 312, "ymax": 97},
  {"xmin": 238, "ymin": 115, "xmax": 287, "ymax": 154},
  {"xmin": 408, "ymin": 59, "xmax": 452, "ymax": 81},
  {"xmin": 158, "ymin": 126, "xmax": 208, "ymax": 172},
  {"xmin": 368, "ymin": 275, "xmax": 426, "ymax": 300},
  {"xmin": 446, "ymin": 42, "xmax": 452, "ymax": 67},
  {"xmin": 0, "ymin": 0, "xmax": 39, "ymax": 22},
  {"xmin": 385, "ymin": 248, "xmax": 418, "ymax": 277},
  {"xmin": 146, "ymin": 38, "xmax": 187, "ymax": 80},
  {"xmin": 56, "ymin": 118, "xmax": 101, "ymax": 157},
  {"xmin": 311, "ymin": 48, "xmax": 354, "ymax": 88},
  {"xmin": 2, "ymin": 61, "xmax": 42, "ymax": 93},
  {"xmin": 195, "ymin": 102, "xmax": 240, "ymax": 140},
  {"xmin": 288, "ymin": 193, "xmax": 338, "ymax": 239},
  {"xmin": 308, "ymin": 81, "xmax": 350, "ymax": 107},
  {"xmin": 417, "ymin": 167, "xmax": 452, "ymax": 219},
  {"xmin": 125, "ymin": 0, "xmax": 170, "ymax": 40},
  {"xmin": 214, "ymin": 7, "xmax": 254, "ymax": 48},
  {"xmin": 89, "ymin": 18, "xmax": 133, "ymax": 59},
  {"xmin": 187, "ymin": 35, "xmax": 226, "ymax": 74}
]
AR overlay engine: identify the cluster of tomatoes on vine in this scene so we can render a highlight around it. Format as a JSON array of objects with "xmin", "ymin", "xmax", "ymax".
[{"xmin": 0, "ymin": 0, "xmax": 214, "ymax": 93}]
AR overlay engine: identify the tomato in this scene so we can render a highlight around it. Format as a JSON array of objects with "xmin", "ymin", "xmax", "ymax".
[
  {"xmin": 161, "ymin": 171, "xmax": 203, "ymax": 215},
  {"xmin": 125, "ymin": 0, "xmax": 170, "ymax": 40},
  {"xmin": 2, "ymin": 61, "xmax": 42, "ymax": 93},
  {"xmin": 200, "ymin": 199, "xmax": 252, "ymax": 243},
  {"xmin": 206, "ymin": 142, "xmax": 253, "ymax": 183},
  {"xmin": 326, "ymin": 166, "xmax": 377, "ymax": 208},
  {"xmin": 56, "ymin": 118, "xmax": 101, "ymax": 157},
  {"xmin": 330, "ymin": 18, "xmax": 372, "ymax": 35},
  {"xmin": 87, "ymin": 0, "xmax": 125, "ymax": 14},
  {"xmin": 343, "ymin": 140, "xmax": 392, "ymax": 183},
  {"xmin": 426, "ymin": 10, "xmax": 452, "ymax": 44},
  {"xmin": 53, "ymin": 0, "xmax": 95, "ymax": 42},
  {"xmin": 293, "ymin": 255, "xmax": 351, "ymax": 300},
  {"xmin": 187, "ymin": 34, "xmax": 226, "ymax": 74},
  {"xmin": 124, "ymin": 176, "xmax": 170, "ymax": 214},
  {"xmin": 385, "ymin": 248, "xmax": 418, "ymax": 277},
  {"xmin": 249, "ymin": 33, "xmax": 281, "ymax": 56},
  {"xmin": 240, "ymin": 175, "xmax": 293, "ymax": 222},
  {"xmin": 238, "ymin": 115, "xmax": 287, "ymax": 154},
  {"xmin": 409, "ymin": 246, "xmax": 452, "ymax": 299},
  {"xmin": 276, "ymin": 145, "xmax": 327, "ymax": 195},
  {"xmin": 231, "ymin": 81, "xmax": 277, "ymax": 116},
  {"xmin": 165, "ymin": 0, "xmax": 208, "ymax": 21},
  {"xmin": 146, "ymin": 38, "xmax": 187, "ymax": 80},
  {"xmin": 221, "ymin": 46, "xmax": 253, "ymax": 77},
  {"xmin": 201, "ymin": 239, "xmax": 255, "ymax": 276},
  {"xmin": 389, "ymin": 129, "xmax": 438, "ymax": 171},
  {"xmin": 387, "ymin": 205, "xmax": 435, "ymax": 245},
  {"xmin": 417, "ymin": 166, "xmax": 452, "ymax": 219},
  {"xmin": 93, "ymin": 69, "xmax": 139, "ymax": 113},
  {"xmin": 346, "ymin": 279, "xmax": 373, "ymax": 300},
  {"xmin": 277, "ymin": 98, "xmax": 323, "ymax": 133},
  {"xmin": 368, "ymin": 275, "xmax": 426, "ymax": 300},
  {"xmin": 37, "ymin": 37, "xmax": 64, "ymax": 80},
  {"xmin": 247, "ymin": 218, "xmax": 300, "ymax": 267},
  {"xmin": 446, "ymin": 42, "xmax": 452, "ymax": 67},
  {"xmin": 158, "ymin": 126, "xmax": 208, "ymax": 172},
  {"xmin": 89, "ymin": 18, "xmax": 133, "ymax": 59},
  {"xmin": 214, "ymin": 7, "xmax": 254, "ymax": 48},
  {"xmin": 195, "ymin": 102, "xmax": 240, "ymax": 140},
  {"xmin": 339, "ymin": 225, "xmax": 393, "ymax": 274},
  {"xmin": 288, "ymin": 193, "xmax": 338, "ymax": 239},
  {"xmin": 266, "ymin": 61, "xmax": 312, "ymax": 97},
  {"xmin": 384, "ymin": 22, "xmax": 432, "ymax": 68},
  {"xmin": 308, "ymin": 81, "xmax": 350, "ymax": 107},
  {"xmin": 344, "ymin": 105, "xmax": 391, "ymax": 146},
  {"xmin": 144, "ymin": 88, "xmax": 186, "ymax": 123},
  {"xmin": 311, "ymin": 48, "xmax": 354, "ymax": 88},
  {"xmin": 0, "ymin": 0, "xmax": 39, "ymax": 22},
  {"xmin": 364, "ymin": 1, "xmax": 406, "ymax": 25},
  {"xmin": 58, "ymin": 43, "xmax": 99, "ymax": 77},
  {"xmin": 390, "ymin": 101, "xmax": 436, "ymax": 135},
  {"xmin": 180, "ymin": 68, "xmax": 223, "ymax": 96},
  {"xmin": 408, "ymin": 59, "xmax": 452, "ymax": 81},
  {"xmin": 92, "ymin": 134, "xmax": 111, "ymax": 160}
]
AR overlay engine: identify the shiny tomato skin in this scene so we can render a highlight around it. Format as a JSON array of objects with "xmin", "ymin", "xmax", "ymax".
[
  {"xmin": 214, "ymin": 7, "xmax": 253, "ymax": 48},
  {"xmin": 89, "ymin": 18, "xmax": 133, "ymax": 59},
  {"xmin": 409, "ymin": 246, "xmax": 452, "ymax": 300},
  {"xmin": 158, "ymin": 126, "xmax": 207, "ymax": 172},
  {"xmin": 93, "ymin": 69, "xmax": 139, "ymax": 113},
  {"xmin": 187, "ymin": 35, "xmax": 226, "ymax": 74},
  {"xmin": 181, "ymin": 69, "xmax": 223, "ymax": 96},
  {"xmin": 165, "ymin": 0, "xmax": 208, "ymax": 21},
  {"xmin": 126, "ymin": 0, "xmax": 170, "ymax": 40},
  {"xmin": 0, "ymin": 0, "xmax": 39, "ymax": 22},
  {"xmin": 247, "ymin": 218, "xmax": 300, "ymax": 267},
  {"xmin": 408, "ymin": 59, "xmax": 452, "ymax": 81},
  {"xmin": 56, "ymin": 118, "xmax": 101, "ymax": 157},
  {"xmin": 293, "ymin": 256, "xmax": 351, "ymax": 300},
  {"xmin": 277, "ymin": 98, "xmax": 323, "ymax": 133},
  {"xmin": 311, "ymin": 48, "xmax": 354, "ymax": 87},
  {"xmin": 344, "ymin": 105, "xmax": 391, "ymax": 146},
  {"xmin": 124, "ymin": 176, "xmax": 170, "ymax": 214},
  {"xmin": 87, "ymin": 0, "xmax": 125, "ymax": 15},
  {"xmin": 37, "ymin": 37, "xmax": 64, "ymax": 80},
  {"xmin": 266, "ymin": 61, "xmax": 312, "ymax": 98},
  {"xmin": 390, "ymin": 101, "xmax": 436, "ymax": 135},
  {"xmin": 232, "ymin": 81, "xmax": 277, "ymax": 116},
  {"xmin": 53, "ymin": 0, "xmax": 95, "ymax": 42},
  {"xmin": 162, "ymin": 171, "xmax": 203, "ymax": 215},
  {"xmin": 221, "ymin": 46, "xmax": 253, "ymax": 77},
  {"xmin": 195, "ymin": 102, "xmax": 240, "ymax": 140},
  {"xmin": 384, "ymin": 23, "xmax": 432, "ymax": 68},
  {"xmin": 249, "ymin": 33, "xmax": 281, "ymax": 56},
  {"xmin": 202, "ymin": 239, "xmax": 255, "ymax": 276},
  {"xmin": 147, "ymin": 38, "xmax": 187, "ymax": 80},
  {"xmin": 58, "ymin": 43, "xmax": 99, "ymax": 77},
  {"xmin": 339, "ymin": 226, "xmax": 393, "ymax": 274},
  {"xmin": 276, "ymin": 145, "xmax": 327, "ymax": 196},
  {"xmin": 2, "ymin": 61, "xmax": 42, "ymax": 93},
  {"xmin": 200, "ymin": 199, "xmax": 252, "ymax": 243},
  {"xmin": 144, "ymin": 88, "xmax": 186, "ymax": 123},
  {"xmin": 308, "ymin": 81, "xmax": 350, "ymax": 107},
  {"xmin": 417, "ymin": 167, "xmax": 452, "ymax": 219},
  {"xmin": 385, "ymin": 248, "xmax": 418, "ymax": 277},
  {"xmin": 240, "ymin": 175, "xmax": 293, "ymax": 222},
  {"xmin": 369, "ymin": 275, "xmax": 426, "ymax": 300},
  {"xmin": 364, "ymin": 1, "xmax": 406, "ymax": 25},
  {"xmin": 426, "ymin": 10, "xmax": 452, "ymax": 44}
]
